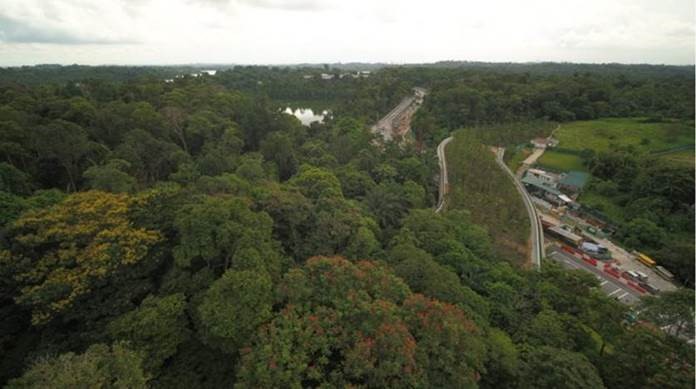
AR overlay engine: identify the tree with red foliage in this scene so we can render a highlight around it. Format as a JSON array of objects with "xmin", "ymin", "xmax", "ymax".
[{"xmin": 236, "ymin": 256, "xmax": 487, "ymax": 388}]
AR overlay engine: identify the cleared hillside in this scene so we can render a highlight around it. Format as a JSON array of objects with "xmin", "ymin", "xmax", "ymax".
[{"xmin": 445, "ymin": 129, "xmax": 530, "ymax": 264}]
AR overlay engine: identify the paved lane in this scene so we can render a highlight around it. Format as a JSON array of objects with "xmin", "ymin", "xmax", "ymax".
[{"xmin": 547, "ymin": 246, "xmax": 641, "ymax": 305}]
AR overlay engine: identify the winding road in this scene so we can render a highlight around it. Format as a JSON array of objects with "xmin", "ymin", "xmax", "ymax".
[
  {"xmin": 495, "ymin": 147, "xmax": 544, "ymax": 269},
  {"xmin": 435, "ymin": 136, "xmax": 453, "ymax": 213}
]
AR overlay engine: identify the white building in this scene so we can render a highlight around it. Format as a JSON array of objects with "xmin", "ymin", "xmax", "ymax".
[
  {"xmin": 526, "ymin": 168, "xmax": 560, "ymax": 187},
  {"xmin": 531, "ymin": 137, "xmax": 559, "ymax": 149}
]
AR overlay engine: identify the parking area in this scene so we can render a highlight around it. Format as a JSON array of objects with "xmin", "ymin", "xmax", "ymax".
[
  {"xmin": 537, "ymin": 208, "xmax": 679, "ymax": 295},
  {"xmin": 547, "ymin": 246, "xmax": 641, "ymax": 305},
  {"xmin": 591, "ymin": 236, "xmax": 677, "ymax": 293}
]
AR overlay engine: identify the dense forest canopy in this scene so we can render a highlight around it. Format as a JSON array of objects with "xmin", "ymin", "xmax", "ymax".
[{"xmin": 0, "ymin": 62, "xmax": 693, "ymax": 388}]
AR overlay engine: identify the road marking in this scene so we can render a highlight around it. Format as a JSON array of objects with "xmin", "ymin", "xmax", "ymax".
[
  {"xmin": 618, "ymin": 292, "xmax": 629, "ymax": 299},
  {"xmin": 600, "ymin": 280, "xmax": 608, "ymax": 286},
  {"xmin": 608, "ymin": 289, "xmax": 622, "ymax": 297}
]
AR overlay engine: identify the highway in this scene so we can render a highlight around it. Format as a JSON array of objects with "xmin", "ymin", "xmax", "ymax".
[
  {"xmin": 371, "ymin": 87, "xmax": 426, "ymax": 141},
  {"xmin": 495, "ymin": 147, "xmax": 543, "ymax": 269},
  {"xmin": 435, "ymin": 136, "xmax": 453, "ymax": 213},
  {"xmin": 547, "ymin": 246, "xmax": 641, "ymax": 305}
]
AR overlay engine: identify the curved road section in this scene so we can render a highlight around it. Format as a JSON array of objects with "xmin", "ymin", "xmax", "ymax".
[
  {"xmin": 435, "ymin": 136, "xmax": 453, "ymax": 213},
  {"xmin": 495, "ymin": 147, "xmax": 544, "ymax": 269}
]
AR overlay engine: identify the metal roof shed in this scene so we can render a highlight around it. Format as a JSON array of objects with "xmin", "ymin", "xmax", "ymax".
[{"xmin": 559, "ymin": 171, "xmax": 590, "ymax": 192}]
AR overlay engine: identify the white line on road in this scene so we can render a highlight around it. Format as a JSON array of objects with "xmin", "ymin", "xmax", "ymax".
[
  {"xmin": 561, "ymin": 259, "xmax": 580, "ymax": 269},
  {"xmin": 600, "ymin": 280, "xmax": 608, "ymax": 286},
  {"xmin": 618, "ymin": 292, "xmax": 629, "ymax": 299},
  {"xmin": 608, "ymin": 289, "xmax": 622, "ymax": 297}
]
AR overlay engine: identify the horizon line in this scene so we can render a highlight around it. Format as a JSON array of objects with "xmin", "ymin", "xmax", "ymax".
[{"xmin": 2, "ymin": 60, "xmax": 695, "ymax": 68}]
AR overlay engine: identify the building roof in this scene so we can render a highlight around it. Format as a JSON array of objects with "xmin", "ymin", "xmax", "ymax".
[
  {"xmin": 560, "ymin": 171, "xmax": 590, "ymax": 189},
  {"xmin": 528, "ymin": 168, "xmax": 548, "ymax": 176},
  {"xmin": 522, "ymin": 175, "xmax": 563, "ymax": 196},
  {"xmin": 548, "ymin": 225, "xmax": 583, "ymax": 242},
  {"xmin": 558, "ymin": 194, "xmax": 573, "ymax": 203}
]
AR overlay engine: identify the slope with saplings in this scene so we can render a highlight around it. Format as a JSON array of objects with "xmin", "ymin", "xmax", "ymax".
[{"xmin": 445, "ymin": 129, "xmax": 530, "ymax": 264}]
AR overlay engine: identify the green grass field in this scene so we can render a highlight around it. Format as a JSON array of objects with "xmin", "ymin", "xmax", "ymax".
[
  {"xmin": 536, "ymin": 150, "xmax": 588, "ymax": 172},
  {"xmin": 558, "ymin": 118, "xmax": 695, "ymax": 231},
  {"xmin": 553, "ymin": 118, "xmax": 694, "ymax": 154}
]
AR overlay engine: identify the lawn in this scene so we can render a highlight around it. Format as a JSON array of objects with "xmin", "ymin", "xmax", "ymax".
[
  {"xmin": 536, "ymin": 150, "xmax": 587, "ymax": 172},
  {"xmin": 552, "ymin": 118, "xmax": 694, "ymax": 154}
]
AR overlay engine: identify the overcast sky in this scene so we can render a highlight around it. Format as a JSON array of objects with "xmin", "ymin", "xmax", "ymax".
[{"xmin": 0, "ymin": 0, "xmax": 693, "ymax": 66}]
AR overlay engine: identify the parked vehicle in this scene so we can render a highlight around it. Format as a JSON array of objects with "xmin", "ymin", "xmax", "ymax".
[
  {"xmin": 581, "ymin": 241, "xmax": 612, "ymax": 260},
  {"xmin": 640, "ymin": 282, "xmax": 660, "ymax": 295},
  {"xmin": 622, "ymin": 270, "xmax": 641, "ymax": 281},
  {"xmin": 635, "ymin": 252, "xmax": 656, "ymax": 267},
  {"xmin": 654, "ymin": 265, "xmax": 674, "ymax": 280}
]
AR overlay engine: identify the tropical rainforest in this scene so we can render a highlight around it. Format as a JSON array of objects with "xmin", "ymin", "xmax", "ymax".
[{"xmin": 0, "ymin": 62, "xmax": 693, "ymax": 388}]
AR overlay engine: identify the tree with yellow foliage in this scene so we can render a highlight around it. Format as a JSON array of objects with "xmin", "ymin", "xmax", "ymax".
[{"xmin": 1, "ymin": 191, "xmax": 161, "ymax": 325}]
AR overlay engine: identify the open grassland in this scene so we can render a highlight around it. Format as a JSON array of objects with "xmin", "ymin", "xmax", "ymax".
[
  {"xmin": 505, "ymin": 146, "xmax": 533, "ymax": 172},
  {"xmin": 656, "ymin": 149, "xmax": 695, "ymax": 167},
  {"xmin": 447, "ymin": 129, "xmax": 530, "ymax": 264},
  {"xmin": 536, "ymin": 150, "xmax": 588, "ymax": 172},
  {"xmin": 552, "ymin": 118, "xmax": 694, "ymax": 153},
  {"xmin": 473, "ymin": 120, "xmax": 557, "ymax": 147}
]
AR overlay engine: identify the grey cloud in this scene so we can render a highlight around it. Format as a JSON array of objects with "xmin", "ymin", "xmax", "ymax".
[
  {"xmin": 187, "ymin": 0, "xmax": 328, "ymax": 11},
  {"xmin": 240, "ymin": 0, "xmax": 326, "ymax": 11},
  {"xmin": 0, "ymin": 14, "xmax": 138, "ymax": 44}
]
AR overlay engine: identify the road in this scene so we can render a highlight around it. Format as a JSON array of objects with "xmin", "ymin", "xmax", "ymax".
[
  {"xmin": 371, "ymin": 87, "xmax": 426, "ymax": 141},
  {"xmin": 547, "ymin": 246, "xmax": 641, "ymax": 305},
  {"xmin": 435, "ymin": 136, "xmax": 453, "ymax": 213},
  {"xmin": 495, "ymin": 147, "xmax": 543, "ymax": 269}
]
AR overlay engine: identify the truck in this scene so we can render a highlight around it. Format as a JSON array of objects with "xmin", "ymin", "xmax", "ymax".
[{"xmin": 580, "ymin": 241, "xmax": 612, "ymax": 260}]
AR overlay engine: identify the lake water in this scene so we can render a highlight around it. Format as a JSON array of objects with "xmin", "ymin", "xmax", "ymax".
[{"xmin": 284, "ymin": 107, "xmax": 328, "ymax": 126}]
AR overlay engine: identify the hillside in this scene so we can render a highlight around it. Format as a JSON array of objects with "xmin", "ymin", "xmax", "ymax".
[{"xmin": 445, "ymin": 129, "xmax": 530, "ymax": 264}]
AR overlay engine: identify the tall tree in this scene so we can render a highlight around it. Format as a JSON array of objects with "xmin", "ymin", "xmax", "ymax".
[
  {"xmin": 1, "ymin": 191, "xmax": 162, "ymax": 325},
  {"xmin": 6, "ymin": 343, "xmax": 148, "ymax": 389}
]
